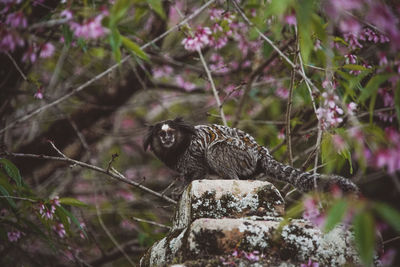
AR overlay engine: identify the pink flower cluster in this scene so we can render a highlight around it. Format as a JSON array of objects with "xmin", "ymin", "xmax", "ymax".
[
  {"xmin": 374, "ymin": 128, "xmax": 400, "ymax": 174},
  {"xmin": 316, "ymin": 92, "xmax": 344, "ymax": 130},
  {"xmin": 302, "ymin": 196, "xmax": 325, "ymax": 228},
  {"xmin": 69, "ymin": 13, "xmax": 107, "ymax": 40},
  {"xmin": 152, "ymin": 65, "xmax": 173, "ymax": 79},
  {"xmin": 181, "ymin": 26, "xmax": 212, "ymax": 51},
  {"xmin": 232, "ymin": 249, "xmax": 261, "ymax": 262},
  {"xmin": 377, "ymin": 88, "xmax": 395, "ymax": 122},
  {"xmin": 301, "ymin": 259, "xmax": 320, "ymax": 267},
  {"xmin": 7, "ymin": 230, "xmax": 22, "ymax": 242},
  {"xmin": 38, "ymin": 196, "xmax": 61, "ymax": 220},
  {"xmin": 52, "ymin": 222, "xmax": 66, "ymax": 238},
  {"xmin": 182, "ymin": 9, "xmax": 238, "ymax": 52},
  {"xmin": 209, "ymin": 53, "xmax": 229, "ymax": 74},
  {"xmin": 175, "ymin": 75, "xmax": 196, "ymax": 91}
]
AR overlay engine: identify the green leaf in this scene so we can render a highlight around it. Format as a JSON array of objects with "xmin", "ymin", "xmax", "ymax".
[
  {"xmin": 265, "ymin": 0, "xmax": 293, "ymax": 17},
  {"xmin": 109, "ymin": 28, "xmax": 122, "ymax": 62},
  {"xmin": 0, "ymin": 185, "xmax": 17, "ymax": 209},
  {"xmin": 59, "ymin": 197, "xmax": 88, "ymax": 207},
  {"xmin": 359, "ymin": 74, "xmax": 392, "ymax": 102},
  {"xmin": 121, "ymin": 36, "xmax": 149, "ymax": 61},
  {"xmin": 0, "ymin": 158, "xmax": 22, "ymax": 187},
  {"xmin": 58, "ymin": 206, "xmax": 87, "ymax": 238},
  {"xmin": 324, "ymin": 199, "xmax": 348, "ymax": 233},
  {"xmin": 395, "ymin": 82, "xmax": 400, "ymax": 126},
  {"xmin": 353, "ymin": 211, "xmax": 375, "ymax": 267},
  {"xmin": 110, "ymin": 0, "xmax": 132, "ymax": 27},
  {"xmin": 342, "ymin": 64, "xmax": 369, "ymax": 71},
  {"xmin": 147, "ymin": 0, "xmax": 166, "ymax": 20},
  {"xmin": 55, "ymin": 206, "xmax": 71, "ymax": 233},
  {"xmin": 62, "ymin": 25, "xmax": 73, "ymax": 48},
  {"xmin": 374, "ymin": 202, "xmax": 400, "ymax": 233}
]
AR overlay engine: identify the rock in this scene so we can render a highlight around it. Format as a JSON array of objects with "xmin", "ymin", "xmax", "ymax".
[
  {"xmin": 140, "ymin": 180, "xmax": 362, "ymax": 267},
  {"xmin": 172, "ymin": 180, "xmax": 285, "ymax": 231}
]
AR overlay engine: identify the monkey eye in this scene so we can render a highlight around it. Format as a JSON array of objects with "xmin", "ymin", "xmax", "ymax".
[{"xmin": 159, "ymin": 131, "xmax": 166, "ymax": 138}]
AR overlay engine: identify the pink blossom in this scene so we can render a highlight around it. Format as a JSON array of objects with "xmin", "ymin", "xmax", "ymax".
[
  {"xmin": 222, "ymin": 12, "xmax": 235, "ymax": 23},
  {"xmin": 344, "ymin": 54, "xmax": 357, "ymax": 64},
  {"xmin": 50, "ymin": 196, "xmax": 61, "ymax": 207},
  {"xmin": 0, "ymin": 30, "xmax": 24, "ymax": 52},
  {"xmin": 301, "ymin": 259, "xmax": 320, "ymax": 267},
  {"xmin": 284, "ymin": 14, "xmax": 297, "ymax": 26},
  {"xmin": 60, "ymin": 10, "xmax": 73, "ymax": 20},
  {"xmin": 210, "ymin": 35, "xmax": 228, "ymax": 49},
  {"xmin": 40, "ymin": 42, "xmax": 55, "ymax": 58},
  {"xmin": 378, "ymin": 88, "xmax": 394, "ymax": 107},
  {"xmin": 374, "ymin": 148, "xmax": 400, "ymax": 174},
  {"xmin": 181, "ymin": 27, "xmax": 211, "ymax": 51},
  {"xmin": 6, "ymin": 11, "xmax": 27, "ymax": 28},
  {"xmin": 360, "ymin": 28, "xmax": 379, "ymax": 43},
  {"xmin": 386, "ymin": 127, "xmax": 400, "ymax": 144},
  {"xmin": 378, "ymin": 52, "xmax": 388, "ymax": 66},
  {"xmin": 8, "ymin": 231, "xmax": 22, "ymax": 242},
  {"xmin": 349, "ymin": 126, "xmax": 363, "ymax": 142},
  {"xmin": 332, "ymin": 134, "xmax": 346, "ymax": 152},
  {"xmin": 175, "ymin": 76, "xmax": 196, "ymax": 91},
  {"xmin": 322, "ymin": 92, "xmax": 338, "ymax": 109},
  {"xmin": 347, "ymin": 102, "xmax": 357, "ymax": 115},
  {"xmin": 339, "ymin": 17, "xmax": 361, "ymax": 35},
  {"xmin": 34, "ymin": 89, "xmax": 43, "ymax": 99},
  {"xmin": 225, "ymin": 84, "xmax": 243, "ymax": 98},
  {"xmin": 278, "ymin": 128, "xmax": 285, "ymax": 140},
  {"xmin": 70, "ymin": 14, "xmax": 107, "ymax": 40},
  {"xmin": 343, "ymin": 33, "xmax": 362, "ymax": 50},
  {"xmin": 244, "ymin": 251, "xmax": 260, "ymax": 261},
  {"xmin": 152, "ymin": 65, "xmax": 173, "ymax": 79},
  {"xmin": 22, "ymin": 44, "xmax": 38, "ymax": 63},
  {"xmin": 209, "ymin": 8, "xmax": 223, "ymax": 21},
  {"xmin": 380, "ymin": 248, "xmax": 396, "ymax": 267},
  {"xmin": 211, "ymin": 23, "xmax": 223, "ymax": 33},
  {"xmin": 314, "ymin": 39, "xmax": 322, "ymax": 51},
  {"xmin": 303, "ymin": 197, "xmax": 325, "ymax": 228},
  {"xmin": 275, "ymin": 87, "xmax": 289, "ymax": 99},
  {"xmin": 53, "ymin": 223, "xmax": 66, "ymax": 238}
]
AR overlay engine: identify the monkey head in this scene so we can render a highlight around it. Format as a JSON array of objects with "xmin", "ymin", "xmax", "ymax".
[{"xmin": 143, "ymin": 118, "xmax": 196, "ymax": 166}]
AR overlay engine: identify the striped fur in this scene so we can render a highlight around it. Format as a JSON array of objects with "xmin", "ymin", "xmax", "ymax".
[{"xmin": 144, "ymin": 118, "xmax": 359, "ymax": 193}]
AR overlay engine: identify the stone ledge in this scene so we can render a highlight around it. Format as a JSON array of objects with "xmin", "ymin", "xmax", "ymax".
[
  {"xmin": 172, "ymin": 180, "xmax": 284, "ymax": 231},
  {"xmin": 140, "ymin": 218, "xmax": 361, "ymax": 266}
]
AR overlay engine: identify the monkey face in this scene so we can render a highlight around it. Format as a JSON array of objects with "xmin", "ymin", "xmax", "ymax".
[
  {"xmin": 143, "ymin": 117, "xmax": 196, "ymax": 153},
  {"xmin": 158, "ymin": 123, "xmax": 176, "ymax": 148}
]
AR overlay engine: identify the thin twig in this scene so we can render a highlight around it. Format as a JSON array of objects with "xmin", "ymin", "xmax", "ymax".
[
  {"xmin": 0, "ymin": 0, "xmax": 216, "ymax": 135},
  {"xmin": 107, "ymin": 153, "xmax": 119, "ymax": 172},
  {"xmin": 29, "ymin": 18, "xmax": 70, "ymax": 30},
  {"xmin": 5, "ymin": 52, "xmax": 27, "ymax": 81},
  {"xmin": 232, "ymin": 0, "xmax": 320, "ymax": 94},
  {"xmin": 232, "ymin": 39, "xmax": 294, "ymax": 127},
  {"xmin": 5, "ymin": 150, "xmax": 177, "ymax": 205},
  {"xmin": 0, "ymin": 196, "xmax": 37, "ymax": 202},
  {"xmin": 286, "ymin": 34, "xmax": 299, "ymax": 166},
  {"xmin": 131, "ymin": 216, "xmax": 171, "ymax": 230},
  {"xmin": 383, "ymin": 236, "xmax": 400, "ymax": 245},
  {"xmin": 198, "ymin": 49, "xmax": 227, "ymax": 126},
  {"xmin": 94, "ymin": 192, "xmax": 136, "ymax": 267}
]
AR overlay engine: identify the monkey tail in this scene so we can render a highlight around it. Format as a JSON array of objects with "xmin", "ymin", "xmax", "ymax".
[{"xmin": 261, "ymin": 154, "xmax": 359, "ymax": 194}]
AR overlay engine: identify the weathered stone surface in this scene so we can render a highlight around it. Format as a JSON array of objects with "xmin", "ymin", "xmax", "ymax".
[
  {"xmin": 140, "ymin": 180, "xmax": 362, "ymax": 267},
  {"xmin": 172, "ymin": 180, "xmax": 285, "ymax": 231},
  {"xmin": 140, "ymin": 218, "xmax": 361, "ymax": 266}
]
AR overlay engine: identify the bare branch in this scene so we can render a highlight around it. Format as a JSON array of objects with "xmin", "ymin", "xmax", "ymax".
[
  {"xmin": 4, "ymin": 150, "xmax": 177, "ymax": 205},
  {"xmin": 0, "ymin": 0, "xmax": 216, "ymax": 135},
  {"xmin": 131, "ymin": 216, "xmax": 171, "ymax": 230}
]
